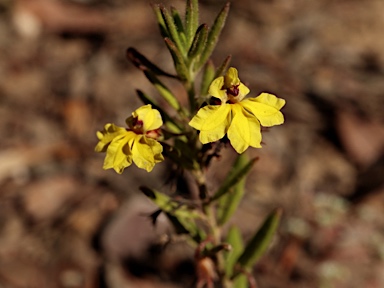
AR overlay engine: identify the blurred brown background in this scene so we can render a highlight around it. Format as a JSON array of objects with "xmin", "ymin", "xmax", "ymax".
[{"xmin": 1, "ymin": 0, "xmax": 384, "ymax": 287}]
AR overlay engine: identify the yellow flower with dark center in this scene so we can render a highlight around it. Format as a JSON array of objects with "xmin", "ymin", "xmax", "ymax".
[
  {"xmin": 95, "ymin": 105, "xmax": 164, "ymax": 173},
  {"xmin": 189, "ymin": 67, "xmax": 285, "ymax": 154}
]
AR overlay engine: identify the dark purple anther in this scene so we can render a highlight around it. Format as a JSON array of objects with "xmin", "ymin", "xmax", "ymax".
[{"xmin": 130, "ymin": 118, "xmax": 144, "ymax": 133}]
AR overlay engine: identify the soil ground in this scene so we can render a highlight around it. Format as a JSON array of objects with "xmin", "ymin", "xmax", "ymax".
[{"xmin": 1, "ymin": 0, "xmax": 384, "ymax": 287}]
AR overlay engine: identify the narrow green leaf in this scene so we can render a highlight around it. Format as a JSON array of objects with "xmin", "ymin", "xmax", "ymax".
[
  {"xmin": 171, "ymin": 6, "xmax": 187, "ymax": 48},
  {"xmin": 211, "ymin": 156, "xmax": 257, "ymax": 202},
  {"xmin": 143, "ymin": 70, "xmax": 180, "ymax": 110},
  {"xmin": 140, "ymin": 186, "xmax": 178, "ymax": 212},
  {"xmin": 237, "ymin": 209, "xmax": 282, "ymax": 268},
  {"xmin": 136, "ymin": 90, "xmax": 182, "ymax": 133},
  {"xmin": 185, "ymin": 0, "xmax": 199, "ymax": 46},
  {"xmin": 218, "ymin": 181, "xmax": 245, "ymax": 225},
  {"xmin": 200, "ymin": 60, "xmax": 215, "ymax": 98},
  {"xmin": 151, "ymin": 4, "xmax": 169, "ymax": 38},
  {"xmin": 197, "ymin": 2, "xmax": 230, "ymax": 71},
  {"xmin": 160, "ymin": 5, "xmax": 187, "ymax": 57},
  {"xmin": 126, "ymin": 47, "xmax": 177, "ymax": 78},
  {"xmin": 215, "ymin": 55, "xmax": 232, "ymax": 78},
  {"xmin": 165, "ymin": 213, "xmax": 191, "ymax": 234},
  {"xmin": 136, "ymin": 89, "xmax": 158, "ymax": 106},
  {"xmin": 188, "ymin": 24, "xmax": 208, "ymax": 60},
  {"xmin": 233, "ymin": 275, "xmax": 248, "ymax": 288},
  {"xmin": 217, "ymin": 154, "xmax": 249, "ymax": 225},
  {"xmin": 140, "ymin": 186, "xmax": 202, "ymax": 240},
  {"xmin": 224, "ymin": 226, "xmax": 244, "ymax": 276},
  {"xmin": 164, "ymin": 38, "xmax": 190, "ymax": 82},
  {"xmin": 163, "ymin": 121, "xmax": 184, "ymax": 135}
]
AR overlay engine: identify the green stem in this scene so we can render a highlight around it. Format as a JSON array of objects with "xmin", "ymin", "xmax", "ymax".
[
  {"xmin": 185, "ymin": 79, "xmax": 196, "ymax": 115},
  {"xmin": 205, "ymin": 201, "xmax": 232, "ymax": 288},
  {"xmin": 193, "ymin": 167, "xmax": 232, "ymax": 288}
]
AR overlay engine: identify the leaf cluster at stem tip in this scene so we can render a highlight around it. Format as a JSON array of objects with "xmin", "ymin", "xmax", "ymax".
[{"xmin": 127, "ymin": 1, "xmax": 231, "ymax": 116}]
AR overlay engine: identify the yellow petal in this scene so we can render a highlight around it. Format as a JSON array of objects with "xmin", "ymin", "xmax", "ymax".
[
  {"xmin": 95, "ymin": 123, "xmax": 127, "ymax": 152},
  {"xmin": 224, "ymin": 67, "xmax": 240, "ymax": 87},
  {"xmin": 208, "ymin": 76, "xmax": 227, "ymax": 102},
  {"xmin": 132, "ymin": 104, "xmax": 163, "ymax": 132},
  {"xmin": 189, "ymin": 104, "xmax": 231, "ymax": 144},
  {"xmin": 132, "ymin": 135, "xmax": 164, "ymax": 172},
  {"xmin": 241, "ymin": 93, "xmax": 285, "ymax": 127},
  {"xmin": 227, "ymin": 104, "xmax": 262, "ymax": 154},
  {"xmin": 237, "ymin": 82, "xmax": 250, "ymax": 101},
  {"xmin": 254, "ymin": 92, "xmax": 286, "ymax": 109},
  {"xmin": 103, "ymin": 131, "xmax": 135, "ymax": 174}
]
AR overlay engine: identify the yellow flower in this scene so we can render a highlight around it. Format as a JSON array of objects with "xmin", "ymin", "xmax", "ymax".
[
  {"xmin": 95, "ymin": 105, "xmax": 164, "ymax": 173},
  {"xmin": 189, "ymin": 67, "xmax": 285, "ymax": 154}
]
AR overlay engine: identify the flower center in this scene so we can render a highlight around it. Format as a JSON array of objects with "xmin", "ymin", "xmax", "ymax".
[
  {"xmin": 126, "ymin": 116, "xmax": 161, "ymax": 139},
  {"xmin": 130, "ymin": 118, "xmax": 144, "ymax": 134},
  {"xmin": 221, "ymin": 84, "xmax": 241, "ymax": 104},
  {"xmin": 226, "ymin": 84, "xmax": 240, "ymax": 97}
]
